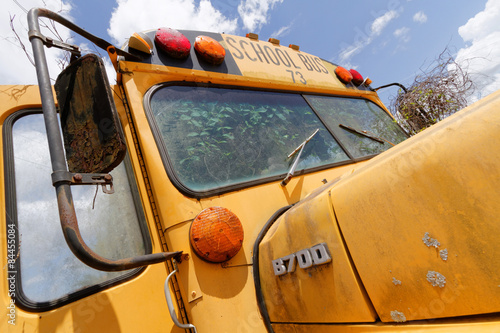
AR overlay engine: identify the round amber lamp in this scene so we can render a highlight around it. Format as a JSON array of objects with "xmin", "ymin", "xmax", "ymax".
[{"xmin": 190, "ymin": 207, "xmax": 244, "ymax": 263}]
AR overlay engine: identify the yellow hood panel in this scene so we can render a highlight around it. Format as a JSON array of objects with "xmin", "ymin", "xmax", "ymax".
[
  {"xmin": 258, "ymin": 186, "xmax": 377, "ymax": 323},
  {"xmin": 331, "ymin": 91, "xmax": 500, "ymax": 322}
]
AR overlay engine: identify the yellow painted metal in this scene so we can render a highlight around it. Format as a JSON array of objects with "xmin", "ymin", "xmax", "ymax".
[
  {"xmin": 117, "ymin": 36, "xmax": 499, "ymax": 330},
  {"xmin": 272, "ymin": 314, "xmax": 500, "ymax": 332},
  {"xmin": 2, "ymin": 29, "xmax": 499, "ymax": 333},
  {"xmin": 0, "ymin": 85, "xmax": 44, "ymax": 121},
  {"xmin": 258, "ymin": 184, "xmax": 377, "ymax": 323},
  {"xmin": 331, "ymin": 90, "xmax": 500, "ymax": 323},
  {"xmin": 118, "ymin": 59, "xmax": 379, "ymax": 99},
  {"xmin": 222, "ymin": 34, "xmax": 345, "ymax": 90},
  {"xmin": 118, "ymin": 60, "xmax": 383, "ymax": 331},
  {"xmin": 0, "ymin": 85, "xmax": 182, "ymax": 333}
]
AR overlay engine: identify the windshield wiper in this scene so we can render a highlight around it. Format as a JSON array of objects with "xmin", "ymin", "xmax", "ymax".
[
  {"xmin": 281, "ymin": 128, "xmax": 319, "ymax": 186},
  {"xmin": 339, "ymin": 124, "xmax": 394, "ymax": 146}
]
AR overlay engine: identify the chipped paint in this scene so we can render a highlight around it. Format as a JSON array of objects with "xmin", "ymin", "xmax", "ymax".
[
  {"xmin": 440, "ymin": 248, "xmax": 448, "ymax": 261},
  {"xmin": 392, "ymin": 277, "xmax": 402, "ymax": 286},
  {"xmin": 422, "ymin": 232, "xmax": 440, "ymax": 248},
  {"xmin": 390, "ymin": 310, "xmax": 406, "ymax": 322},
  {"xmin": 427, "ymin": 271, "xmax": 446, "ymax": 288}
]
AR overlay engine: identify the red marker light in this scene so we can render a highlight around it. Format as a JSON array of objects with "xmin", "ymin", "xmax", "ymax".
[
  {"xmin": 335, "ymin": 66, "xmax": 353, "ymax": 84},
  {"xmin": 155, "ymin": 27, "xmax": 191, "ymax": 59},
  {"xmin": 349, "ymin": 69, "xmax": 364, "ymax": 86},
  {"xmin": 194, "ymin": 35, "xmax": 226, "ymax": 65}
]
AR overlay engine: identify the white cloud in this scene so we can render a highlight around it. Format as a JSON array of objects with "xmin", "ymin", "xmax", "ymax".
[
  {"xmin": 394, "ymin": 27, "xmax": 410, "ymax": 43},
  {"xmin": 371, "ymin": 10, "xmax": 399, "ymax": 36},
  {"xmin": 107, "ymin": 0, "xmax": 238, "ymax": 45},
  {"xmin": 237, "ymin": 0, "xmax": 283, "ymax": 32},
  {"xmin": 1, "ymin": 0, "xmax": 73, "ymax": 84},
  {"xmin": 271, "ymin": 22, "xmax": 293, "ymax": 39},
  {"xmin": 454, "ymin": 0, "xmax": 500, "ymax": 100},
  {"xmin": 413, "ymin": 11, "xmax": 427, "ymax": 23},
  {"xmin": 337, "ymin": 10, "xmax": 399, "ymax": 64}
]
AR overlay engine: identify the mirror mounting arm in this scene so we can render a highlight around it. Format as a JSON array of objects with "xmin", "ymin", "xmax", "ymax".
[
  {"xmin": 28, "ymin": 29, "xmax": 81, "ymax": 57},
  {"xmin": 51, "ymin": 171, "xmax": 116, "ymax": 194},
  {"xmin": 27, "ymin": 8, "xmax": 181, "ymax": 272}
]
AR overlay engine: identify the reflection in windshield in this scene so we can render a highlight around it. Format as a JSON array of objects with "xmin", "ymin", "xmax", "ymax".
[
  {"xmin": 149, "ymin": 86, "xmax": 408, "ymax": 193},
  {"xmin": 305, "ymin": 95, "xmax": 408, "ymax": 158},
  {"xmin": 150, "ymin": 86, "xmax": 349, "ymax": 191}
]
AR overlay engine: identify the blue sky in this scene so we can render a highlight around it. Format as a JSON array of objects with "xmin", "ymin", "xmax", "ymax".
[{"xmin": 3, "ymin": 0, "xmax": 500, "ymax": 107}]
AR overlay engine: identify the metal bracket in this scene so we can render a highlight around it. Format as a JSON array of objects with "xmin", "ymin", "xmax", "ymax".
[
  {"xmin": 51, "ymin": 171, "xmax": 114, "ymax": 194},
  {"xmin": 28, "ymin": 29, "xmax": 81, "ymax": 56}
]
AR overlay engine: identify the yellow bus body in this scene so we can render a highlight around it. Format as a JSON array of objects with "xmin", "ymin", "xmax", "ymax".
[{"xmin": 0, "ymin": 29, "xmax": 499, "ymax": 332}]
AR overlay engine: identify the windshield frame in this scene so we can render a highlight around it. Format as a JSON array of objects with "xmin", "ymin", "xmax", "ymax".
[{"xmin": 143, "ymin": 82, "xmax": 406, "ymax": 198}]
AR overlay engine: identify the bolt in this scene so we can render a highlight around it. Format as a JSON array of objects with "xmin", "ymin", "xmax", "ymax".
[
  {"xmin": 74, "ymin": 174, "xmax": 83, "ymax": 181},
  {"xmin": 182, "ymin": 253, "xmax": 190, "ymax": 261},
  {"xmin": 191, "ymin": 291, "xmax": 197, "ymax": 298},
  {"xmin": 104, "ymin": 174, "xmax": 112, "ymax": 181}
]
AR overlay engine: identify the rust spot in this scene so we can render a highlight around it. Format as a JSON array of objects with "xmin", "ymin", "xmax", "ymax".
[
  {"xmin": 426, "ymin": 270, "xmax": 446, "ymax": 288},
  {"xmin": 422, "ymin": 232, "xmax": 440, "ymax": 248},
  {"xmin": 390, "ymin": 310, "xmax": 406, "ymax": 322}
]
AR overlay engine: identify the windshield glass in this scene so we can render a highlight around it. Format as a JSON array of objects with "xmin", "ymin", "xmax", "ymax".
[
  {"xmin": 149, "ymin": 86, "xmax": 349, "ymax": 192},
  {"xmin": 305, "ymin": 95, "xmax": 408, "ymax": 157}
]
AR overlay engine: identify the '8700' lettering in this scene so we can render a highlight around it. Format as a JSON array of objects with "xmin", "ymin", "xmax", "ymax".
[{"xmin": 272, "ymin": 243, "xmax": 332, "ymax": 276}]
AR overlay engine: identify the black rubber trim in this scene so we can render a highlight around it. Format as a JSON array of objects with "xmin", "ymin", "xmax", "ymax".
[
  {"xmin": 252, "ymin": 205, "xmax": 293, "ymax": 333},
  {"xmin": 3, "ymin": 110, "xmax": 152, "ymax": 312}
]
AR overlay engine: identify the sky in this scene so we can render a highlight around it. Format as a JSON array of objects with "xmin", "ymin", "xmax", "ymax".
[{"xmin": 2, "ymin": 0, "xmax": 500, "ymax": 108}]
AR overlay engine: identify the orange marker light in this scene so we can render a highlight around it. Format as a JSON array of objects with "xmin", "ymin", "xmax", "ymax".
[
  {"xmin": 155, "ymin": 27, "xmax": 191, "ymax": 59},
  {"xmin": 129, "ymin": 32, "xmax": 153, "ymax": 54},
  {"xmin": 194, "ymin": 35, "xmax": 226, "ymax": 65},
  {"xmin": 349, "ymin": 69, "xmax": 364, "ymax": 86},
  {"xmin": 190, "ymin": 207, "xmax": 244, "ymax": 263},
  {"xmin": 335, "ymin": 66, "xmax": 353, "ymax": 84}
]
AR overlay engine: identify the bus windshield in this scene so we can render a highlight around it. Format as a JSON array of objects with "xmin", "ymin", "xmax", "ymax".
[{"xmin": 148, "ymin": 86, "xmax": 406, "ymax": 193}]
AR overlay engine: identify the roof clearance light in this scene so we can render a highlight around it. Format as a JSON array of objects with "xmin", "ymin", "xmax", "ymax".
[
  {"xmin": 335, "ymin": 66, "xmax": 353, "ymax": 84},
  {"xmin": 128, "ymin": 32, "xmax": 153, "ymax": 54},
  {"xmin": 155, "ymin": 27, "xmax": 191, "ymax": 59},
  {"xmin": 190, "ymin": 207, "xmax": 244, "ymax": 263},
  {"xmin": 194, "ymin": 35, "xmax": 226, "ymax": 65},
  {"xmin": 349, "ymin": 69, "xmax": 364, "ymax": 86}
]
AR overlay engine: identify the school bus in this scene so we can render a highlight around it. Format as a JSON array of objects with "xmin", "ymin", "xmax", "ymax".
[{"xmin": 1, "ymin": 7, "xmax": 499, "ymax": 333}]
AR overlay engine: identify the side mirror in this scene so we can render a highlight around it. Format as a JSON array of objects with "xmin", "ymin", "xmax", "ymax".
[
  {"xmin": 54, "ymin": 53, "xmax": 126, "ymax": 173},
  {"xmin": 29, "ymin": 8, "xmax": 182, "ymax": 271}
]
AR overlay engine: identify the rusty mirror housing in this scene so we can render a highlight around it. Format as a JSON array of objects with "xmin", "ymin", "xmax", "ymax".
[{"xmin": 54, "ymin": 53, "xmax": 126, "ymax": 173}]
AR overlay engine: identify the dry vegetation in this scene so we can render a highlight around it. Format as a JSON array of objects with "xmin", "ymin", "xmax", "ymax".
[{"xmin": 390, "ymin": 49, "xmax": 476, "ymax": 136}]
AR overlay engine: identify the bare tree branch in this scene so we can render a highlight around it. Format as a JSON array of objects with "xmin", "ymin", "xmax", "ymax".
[
  {"xmin": 9, "ymin": 14, "xmax": 35, "ymax": 66},
  {"xmin": 390, "ymin": 48, "xmax": 476, "ymax": 135}
]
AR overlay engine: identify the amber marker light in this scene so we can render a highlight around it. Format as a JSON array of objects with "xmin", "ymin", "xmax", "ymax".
[
  {"xmin": 154, "ymin": 27, "xmax": 191, "ymax": 59},
  {"xmin": 194, "ymin": 35, "xmax": 226, "ymax": 65},
  {"xmin": 349, "ymin": 69, "xmax": 364, "ymax": 86},
  {"xmin": 335, "ymin": 66, "xmax": 353, "ymax": 84},
  {"xmin": 190, "ymin": 207, "xmax": 244, "ymax": 263},
  {"xmin": 128, "ymin": 32, "xmax": 153, "ymax": 54}
]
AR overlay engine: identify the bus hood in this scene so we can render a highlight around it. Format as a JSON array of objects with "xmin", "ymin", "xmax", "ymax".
[{"xmin": 257, "ymin": 90, "xmax": 500, "ymax": 325}]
